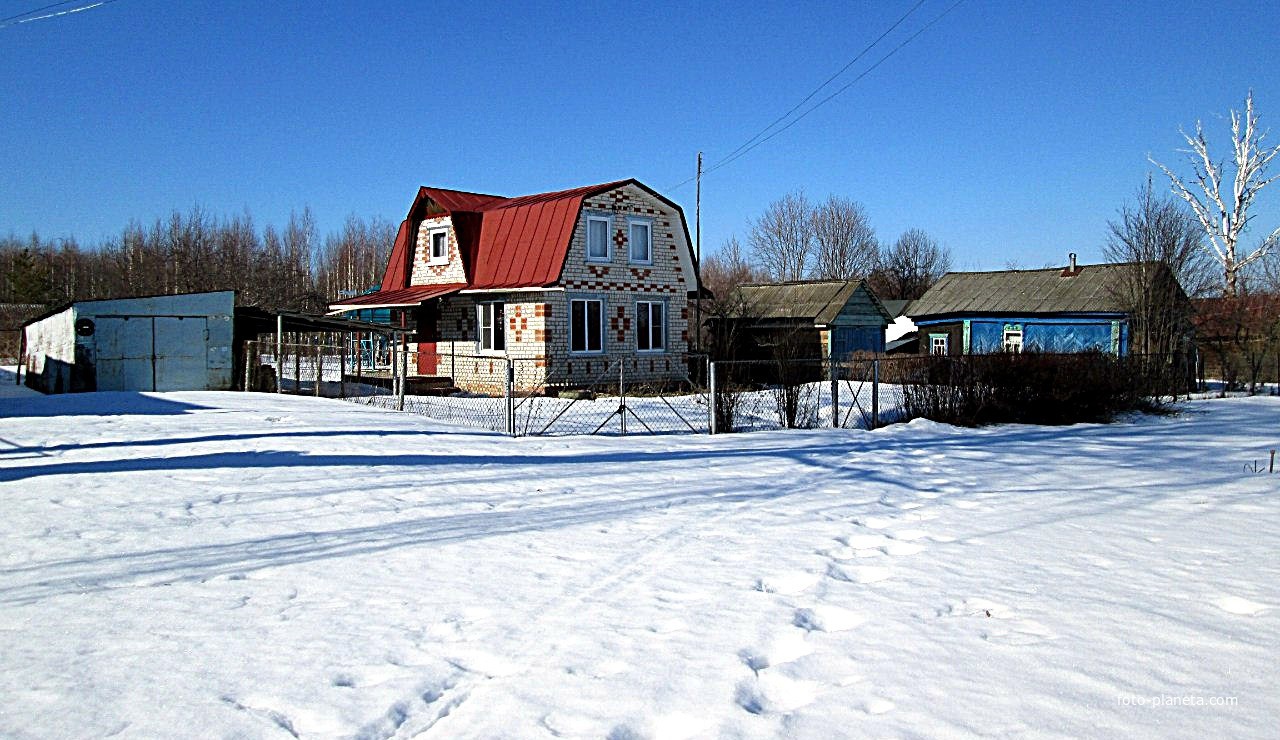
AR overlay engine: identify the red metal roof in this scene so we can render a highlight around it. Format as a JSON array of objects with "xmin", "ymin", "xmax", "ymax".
[
  {"xmin": 329, "ymin": 284, "xmax": 464, "ymax": 310},
  {"xmin": 351, "ymin": 179, "xmax": 693, "ymax": 308}
]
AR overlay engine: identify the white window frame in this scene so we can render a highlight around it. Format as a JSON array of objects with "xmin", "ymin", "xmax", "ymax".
[
  {"xmin": 636, "ymin": 300, "xmax": 665, "ymax": 353},
  {"xmin": 476, "ymin": 301, "xmax": 506, "ymax": 354},
  {"xmin": 1003, "ymin": 329, "xmax": 1023, "ymax": 353},
  {"xmin": 627, "ymin": 218, "xmax": 653, "ymax": 264},
  {"xmin": 428, "ymin": 228, "xmax": 450, "ymax": 265},
  {"xmin": 586, "ymin": 215, "xmax": 611, "ymax": 263},
  {"xmin": 930, "ymin": 333, "xmax": 949, "ymax": 356},
  {"xmin": 570, "ymin": 298, "xmax": 605, "ymax": 354}
]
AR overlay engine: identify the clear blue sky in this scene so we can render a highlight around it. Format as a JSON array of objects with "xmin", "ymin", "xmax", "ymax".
[{"xmin": 3, "ymin": 0, "xmax": 1279, "ymax": 271}]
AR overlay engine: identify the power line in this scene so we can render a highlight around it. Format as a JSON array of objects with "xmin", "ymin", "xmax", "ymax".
[
  {"xmin": 1, "ymin": 1, "xmax": 82, "ymax": 25},
  {"xmin": 672, "ymin": 0, "xmax": 966, "ymax": 190},
  {"xmin": 0, "ymin": 0, "xmax": 122, "ymax": 30},
  {"xmin": 710, "ymin": 0, "xmax": 929, "ymax": 174}
]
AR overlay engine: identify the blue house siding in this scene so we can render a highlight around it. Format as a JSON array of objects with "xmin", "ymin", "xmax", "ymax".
[
  {"xmin": 917, "ymin": 315, "xmax": 1129, "ymax": 355},
  {"xmin": 830, "ymin": 326, "xmax": 885, "ymax": 357}
]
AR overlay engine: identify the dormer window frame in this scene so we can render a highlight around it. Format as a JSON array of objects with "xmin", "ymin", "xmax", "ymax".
[{"xmin": 428, "ymin": 227, "xmax": 450, "ymax": 265}]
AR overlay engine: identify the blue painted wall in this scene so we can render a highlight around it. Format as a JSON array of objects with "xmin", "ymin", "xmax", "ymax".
[
  {"xmin": 919, "ymin": 316, "xmax": 1129, "ymax": 355},
  {"xmin": 832, "ymin": 326, "xmax": 884, "ymax": 357}
]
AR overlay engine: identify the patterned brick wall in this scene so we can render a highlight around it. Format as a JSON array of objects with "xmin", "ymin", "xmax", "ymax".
[
  {"xmin": 548, "ymin": 183, "xmax": 692, "ymax": 385},
  {"xmin": 409, "ymin": 216, "xmax": 468, "ymax": 286},
  {"xmin": 413, "ymin": 292, "xmax": 552, "ymax": 394},
  {"xmin": 406, "ymin": 183, "xmax": 695, "ymax": 393}
]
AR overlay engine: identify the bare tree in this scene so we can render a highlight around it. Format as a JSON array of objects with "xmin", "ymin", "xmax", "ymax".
[
  {"xmin": 749, "ymin": 191, "xmax": 813, "ymax": 281},
  {"xmin": 1151, "ymin": 91, "xmax": 1280, "ymax": 296},
  {"xmin": 1103, "ymin": 179, "xmax": 1209, "ymax": 355},
  {"xmin": 811, "ymin": 195, "xmax": 878, "ymax": 280},
  {"xmin": 870, "ymin": 228, "xmax": 952, "ymax": 300}
]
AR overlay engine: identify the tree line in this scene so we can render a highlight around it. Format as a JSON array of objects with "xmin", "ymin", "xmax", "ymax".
[
  {"xmin": 701, "ymin": 192, "xmax": 953, "ymax": 304},
  {"xmin": 0, "ymin": 208, "xmax": 396, "ymax": 313}
]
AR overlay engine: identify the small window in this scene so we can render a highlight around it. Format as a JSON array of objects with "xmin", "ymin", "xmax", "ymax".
[
  {"xmin": 430, "ymin": 229, "xmax": 449, "ymax": 263},
  {"xmin": 477, "ymin": 302, "xmax": 505, "ymax": 352},
  {"xmin": 1003, "ymin": 329, "xmax": 1023, "ymax": 353},
  {"xmin": 930, "ymin": 334, "xmax": 949, "ymax": 356},
  {"xmin": 628, "ymin": 220, "xmax": 652, "ymax": 263},
  {"xmin": 570, "ymin": 298, "xmax": 604, "ymax": 353},
  {"xmin": 587, "ymin": 216, "xmax": 610, "ymax": 262},
  {"xmin": 636, "ymin": 301, "xmax": 665, "ymax": 352}
]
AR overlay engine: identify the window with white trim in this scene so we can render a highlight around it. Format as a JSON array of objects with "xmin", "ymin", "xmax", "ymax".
[
  {"xmin": 570, "ymin": 298, "xmax": 604, "ymax": 353},
  {"xmin": 628, "ymin": 220, "xmax": 652, "ymax": 263},
  {"xmin": 930, "ymin": 334, "xmax": 949, "ymax": 356},
  {"xmin": 429, "ymin": 229, "xmax": 449, "ymax": 264},
  {"xmin": 586, "ymin": 216, "xmax": 610, "ymax": 262},
  {"xmin": 477, "ymin": 302, "xmax": 505, "ymax": 352},
  {"xmin": 1003, "ymin": 329, "xmax": 1023, "ymax": 353},
  {"xmin": 636, "ymin": 301, "xmax": 665, "ymax": 352}
]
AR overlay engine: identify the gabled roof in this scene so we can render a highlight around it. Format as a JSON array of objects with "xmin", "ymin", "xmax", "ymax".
[
  {"xmin": 907, "ymin": 262, "xmax": 1176, "ymax": 318},
  {"xmin": 334, "ymin": 179, "xmax": 698, "ymax": 313},
  {"xmin": 730, "ymin": 279, "xmax": 892, "ymax": 325}
]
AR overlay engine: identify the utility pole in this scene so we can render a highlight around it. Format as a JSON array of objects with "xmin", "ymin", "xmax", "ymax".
[{"xmin": 695, "ymin": 151, "xmax": 703, "ymax": 353}]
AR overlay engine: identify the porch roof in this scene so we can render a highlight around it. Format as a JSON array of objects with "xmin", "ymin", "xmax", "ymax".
[{"xmin": 328, "ymin": 283, "xmax": 465, "ymax": 312}]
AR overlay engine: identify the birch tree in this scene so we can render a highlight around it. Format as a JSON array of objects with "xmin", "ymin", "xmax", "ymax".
[{"xmin": 1151, "ymin": 91, "xmax": 1280, "ymax": 296}]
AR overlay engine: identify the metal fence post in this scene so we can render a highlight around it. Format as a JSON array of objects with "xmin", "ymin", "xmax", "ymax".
[
  {"xmin": 618, "ymin": 361, "xmax": 627, "ymax": 436},
  {"xmin": 505, "ymin": 359, "xmax": 515, "ymax": 436},
  {"xmin": 709, "ymin": 361, "xmax": 718, "ymax": 435},
  {"xmin": 315, "ymin": 344, "xmax": 322, "ymax": 397},
  {"xmin": 872, "ymin": 359, "xmax": 880, "ymax": 429},
  {"xmin": 829, "ymin": 358, "xmax": 839, "ymax": 428}
]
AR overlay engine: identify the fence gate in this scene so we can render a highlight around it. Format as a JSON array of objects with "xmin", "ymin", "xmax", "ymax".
[{"xmin": 510, "ymin": 357, "xmax": 709, "ymax": 437}]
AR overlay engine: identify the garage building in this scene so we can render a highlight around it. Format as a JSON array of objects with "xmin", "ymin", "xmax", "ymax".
[{"xmin": 21, "ymin": 291, "xmax": 235, "ymax": 394}]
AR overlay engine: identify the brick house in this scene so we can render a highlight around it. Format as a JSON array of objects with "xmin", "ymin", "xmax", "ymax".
[{"xmin": 330, "ymin": 179, "xmax": 701, "ymax": 394}]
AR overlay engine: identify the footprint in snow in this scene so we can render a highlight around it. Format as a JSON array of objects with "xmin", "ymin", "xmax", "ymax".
[
  {"xmin": 793, "ymin": 605, "xmax": 866, "ymax": 633},
  {"xmin": 827, "ymin": 563, "xmax": 892, "ymax": 584},
  {"xmin": 734, "ymin": 673, "xmax": 819, "ymax": 715},
  {"xmin": 754, "ymin": 571, "xmax": 820, "ymax": 595},
  {"xmin": 739, "ymin": 628, "xmax": 813, "ymax": 672}
]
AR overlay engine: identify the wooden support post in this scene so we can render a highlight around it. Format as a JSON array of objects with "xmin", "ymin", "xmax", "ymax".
[
  {"xmin": 243, "ymin": 340, "xmax": 252, "ymax": 392},
  {"xmin": 275, "ymin": 315, "xmax": 283, "ymax": 393},
  {"xmin": 397, "ymin": 332, "xmax": 407, "ymax": 411},
  {"xmin": 709, "ymin": 361, "xmax": 718, "ymax": 435},
  {"xmin": 340, "ymin": 333, "xmax": 347, "ymax": 399},
  {"xmin": 829, "ymin": 358, "xmax": 839, "ymax": 428}
]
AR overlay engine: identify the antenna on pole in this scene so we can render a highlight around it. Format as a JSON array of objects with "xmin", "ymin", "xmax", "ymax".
[{"xmin": 695, "ymin": 151, "xmax": 703, "ymax": 353}]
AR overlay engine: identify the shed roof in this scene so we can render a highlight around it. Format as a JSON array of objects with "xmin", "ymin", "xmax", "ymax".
[
  {"xmin": 906, "ymin": 262, "xmax": 1167, "ymax": 318},
  {"xmin": 732, "ymin": 280, "xmax": 891, "ymax": 325}
]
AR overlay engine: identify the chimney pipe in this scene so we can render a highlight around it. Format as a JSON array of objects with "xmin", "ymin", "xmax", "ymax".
[{"xmin": 1069, "ymin": 252, "xmax": 1077, "ymax": 272}]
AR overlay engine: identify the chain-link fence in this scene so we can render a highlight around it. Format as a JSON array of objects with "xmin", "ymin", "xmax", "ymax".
[{"xmin": 240, "ymin": 341, "xmax": 1197, "ymax": 437}]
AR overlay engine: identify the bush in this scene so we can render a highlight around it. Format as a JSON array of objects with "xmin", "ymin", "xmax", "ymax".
[{"xmin": 895, "ymin": 351, "xmax": 1187, "ymax": 426}]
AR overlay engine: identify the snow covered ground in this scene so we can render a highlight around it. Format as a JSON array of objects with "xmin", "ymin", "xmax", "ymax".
[{"xmin": 1, "ymin": 375, "xmax": 1277, "ymax": 739}]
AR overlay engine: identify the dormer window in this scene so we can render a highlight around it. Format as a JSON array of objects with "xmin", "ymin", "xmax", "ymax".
[{"xmin": 429, "ymin": 228, "xmax": 449, "ymax": 264}]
